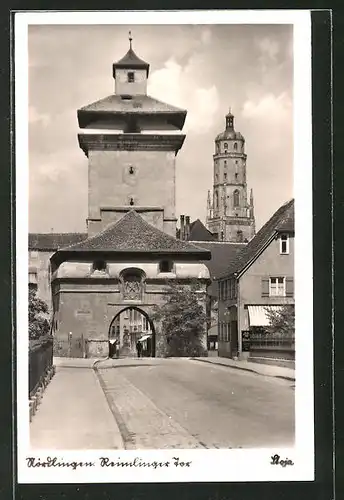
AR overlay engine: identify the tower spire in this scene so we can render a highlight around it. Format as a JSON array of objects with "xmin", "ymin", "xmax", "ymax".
[{"xmin": 128, "ymin": 30, "xmax": 133, "ymax": 50}]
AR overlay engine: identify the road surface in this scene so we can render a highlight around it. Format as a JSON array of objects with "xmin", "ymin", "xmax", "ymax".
[{"xmin": 96, "ymin": 358, "xmax": 294, "ymax": 449}]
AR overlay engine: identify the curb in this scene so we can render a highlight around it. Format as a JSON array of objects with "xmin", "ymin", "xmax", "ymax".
[{"xmin": 192, "ymin": 358, "xmax": 295, "ymax": 382}]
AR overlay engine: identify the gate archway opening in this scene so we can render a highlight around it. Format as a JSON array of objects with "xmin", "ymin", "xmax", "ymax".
[{"xmin": 108, "ymin": 306, "xmax": 156, "ymax": 358}]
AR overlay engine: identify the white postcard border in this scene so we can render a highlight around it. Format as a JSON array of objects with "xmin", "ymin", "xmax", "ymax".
[{"xmin": 15, "ymin": 9, "xmax": 314, "ymax": 484}]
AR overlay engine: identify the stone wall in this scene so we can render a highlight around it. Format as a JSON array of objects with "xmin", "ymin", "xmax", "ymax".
[
  {"xmin": 52, "ymin": 260, "xmax": 210, "ymax": 358},
  {"xmin": 87, "ymin": 149, "xmax": 176, "ymax": 236}
]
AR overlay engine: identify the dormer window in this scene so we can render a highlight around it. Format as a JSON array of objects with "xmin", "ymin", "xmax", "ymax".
[
  {"xmin": 280, "ymin": 234, "xmax": 289, "ymax": 254},
  {"xmin": 159, "ymin": 260, "xmax": 173, "ymax": 273},
  {"xmin": 127, "ymin": 72, "xmax": 135, "ymax": 83},
  {"xmin": 234, "ymin": 142, "xmax": 238, "ymax": 150}
]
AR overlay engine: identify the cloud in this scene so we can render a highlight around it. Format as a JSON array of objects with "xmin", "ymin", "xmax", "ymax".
[
  {"xmin": 256, "ymin": 36, "xmax": 280, "ymax": 61},
  {"xmin": 201, "ymin": 28, "xmax": 212, "ymax": 45},
  {"xmin": 242, "ymin": 92, "xmax": 291, "ymax": 128},
  {"xmin": 29, "ymin": 106, "xmax": 51, "ymax": 127},
  {"xmin": 148, "ymin": 58, "xmax": 219, "ymax": 134}
]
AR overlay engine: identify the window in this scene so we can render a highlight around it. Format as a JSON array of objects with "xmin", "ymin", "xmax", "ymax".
[
  {"xmin": 129, "ymin": 165, "xmax": 134, "ymax": 175},
  {"xmin": 159, "ymin": 260, "xmax": 173, "ymax": 273},
  {"xmin": 234, "ymin": 142, "xmax": 238, "ymax": 150},
  {"xmin": 269, "ymin": 277, "xmax": 286, "ymax": 296},
  {"xmin": 224, "ymin": 172, "xmax": 227, "ymax": 181},
  {"xmin": 280, "ymin": 234, "xmax": 289, "ymax": 254},
  {"xmin": 233, "ymin": 189, "xmax": 240, "ymax": 207},
  {"xmin": 235, "ymin": 173, "xmax": 238, "ymax": 180},
  {"xmin": 127, "ymin": 72, "xmax": 135, "ymax": 82},
  {"xmin": 224, "ymin": 142, "xmax": 228, "ymax": 150},
  {"xmin": 224, "ymin": 160, "xmax": 227, "ymax": 166},
  {"xmin": 220, "ymin": 231, "xmax": 224, "ymax": 241},
  {"xmin": 215, "ymin": 191, "xmax": 219, "ymax": 208},
  {"xmin": 92, "ymin": 259, "xmax": 107, "ymax": 272},
  {"xmin": 129, "ymin": 197, "xmax": 134, "ymax": 206}
]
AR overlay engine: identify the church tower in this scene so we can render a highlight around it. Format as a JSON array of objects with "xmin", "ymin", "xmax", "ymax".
[
  {"xmin": 77, "ymin": 32, "xmax": 187, "ymax": 237},
  {"xmin": 206, "ymin": 109, "xmax": 255, "ymax": 242}
]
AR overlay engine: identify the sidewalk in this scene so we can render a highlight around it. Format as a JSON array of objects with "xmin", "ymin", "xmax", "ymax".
[
  {"xmin": 192, "ymin": 356, "xmax": 295, "ymax": 381},
  {"xmin": 30, "ymin": 362, "xmax": 124, "ymax": 449}
]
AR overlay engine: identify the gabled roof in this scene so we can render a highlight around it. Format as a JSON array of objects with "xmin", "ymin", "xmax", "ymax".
[
  {"xmin": 29, "ymin": 233, "xmax": 87, "ymax": 251},
  {"xmin": 112, "ymin": 47, "xmax": 150, "ymax": 76},
  {"xmin": 53, "ymin": 210, "xmax": 211, "ymax": 258},
  {"xmin": 188, "ymin": 219, "xmax": 216, "ymax": 242},
  {"xmin": 217, "ymin": 198, "xmax": 295, "ymax": 280}
]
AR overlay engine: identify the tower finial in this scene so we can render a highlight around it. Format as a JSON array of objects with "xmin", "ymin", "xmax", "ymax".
[
  {"xmin": 129, "ymin": 30, "xmax": 133, "ymax": 49},
  {"xmin": 229, "ymin": 106, "xmax": 231, "ymax": 114}
]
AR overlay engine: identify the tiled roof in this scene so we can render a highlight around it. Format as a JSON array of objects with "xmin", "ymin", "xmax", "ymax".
[
  {"xmin": 78, "ymin": 94, "xmax": 186, "ymax": 115},
  {"xmin": 218, "ymin": 198, "xmax": 295, "ymax": 279},
  {"xmin": 188, "ymin": 219, "xmax": 216, "ymax": 242},
  {"xmin": 57, "ymin": 210, "xmax": 211, "ymax": 256},
  {"xmin": 29, "ymin": 233, "xmax": 87, "ymax": 251},
  {"xmin": 197, "ymin": 242, "xmax": 246, "ymax": 281},
  {"xmin": 113, "ymin": 48, "xmax": 150, "ymax": 75}
]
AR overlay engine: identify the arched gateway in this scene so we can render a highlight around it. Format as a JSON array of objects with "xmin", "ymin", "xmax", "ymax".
[
  {"xmin": 109, "ymin": 306, "xmax": 156, "ymax": 358},
  {"xmin": 49, "ymin": 39, "xmax": 211, "ymax": 358}
]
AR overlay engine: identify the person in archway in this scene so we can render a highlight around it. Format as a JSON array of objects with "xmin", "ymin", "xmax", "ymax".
[
  {"xmin": 136, "ymin": 340, "xmax": 142, "ymax": 358},
  {"xmin": 114, "ymin": 338, "xmax": 120, "ymax": 359}
]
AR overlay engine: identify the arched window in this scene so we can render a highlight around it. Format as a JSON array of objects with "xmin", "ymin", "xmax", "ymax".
[
  {"xmin": 234, "ymin": 142, "xmax": 238, "ymax": 150},
  {"xmin": 224, "ymin": 142, "xmax": 228, "ymax": 151},
  {"xmin": 233, "ymin": 189, "xmax": 240, "ymax": 207}
]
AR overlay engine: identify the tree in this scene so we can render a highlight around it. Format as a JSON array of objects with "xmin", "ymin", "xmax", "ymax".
[
  {"xmin": 152, "ymin": 280, "xmax": 207, "ymax": 357},
  {"xmin": 29, "ymin": 288, "xmax": 50, "ymax": 340},
  {"xmin": 265, "ymin": 305, "xmax": 295, "ymax": 337}
]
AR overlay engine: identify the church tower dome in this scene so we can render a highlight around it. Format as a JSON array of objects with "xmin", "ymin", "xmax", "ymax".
[{"xmin": 206, "ymin": 108, "xmax": 255, "ymax": 243}]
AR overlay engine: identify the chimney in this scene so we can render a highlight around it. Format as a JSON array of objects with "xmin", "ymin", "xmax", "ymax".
[
  {"xmin": 185, "ymin": 216, "xmax": 190, "ymax": 240},
  {"xmin": 180, "ymin": 215, "xmax": 185, "ymax": 240}
]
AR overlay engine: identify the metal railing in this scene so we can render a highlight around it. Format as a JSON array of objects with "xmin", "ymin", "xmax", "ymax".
[
  {"xmin": 29, "ymin": 335, "xmax": 53, "ymax": 397},
  {"xmin": 248, "ymin": 332, "xmax": 295, "ymax": 349}
]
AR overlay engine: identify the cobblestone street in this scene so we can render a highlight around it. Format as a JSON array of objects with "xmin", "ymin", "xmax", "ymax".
[{"xmin": 31, "ymin": 358, "xmax": 294, "ymax": 450}]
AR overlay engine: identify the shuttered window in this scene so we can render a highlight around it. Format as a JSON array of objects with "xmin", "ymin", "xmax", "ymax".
[
  {"xmin": 286, "ymin": 277, "xmax": 294, "ymax": 297},
  {"xmin": 269, "ymin": 277, "xmax": 285, "ymax": 296},
  {"xmin": 261, "ymin": 278, "xmax": 269, "ymax": 297}
]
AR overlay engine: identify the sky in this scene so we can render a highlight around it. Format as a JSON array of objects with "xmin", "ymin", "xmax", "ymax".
[{"xmin": 28, "ymin": 23, "xmax": 293, "ymax": 234}]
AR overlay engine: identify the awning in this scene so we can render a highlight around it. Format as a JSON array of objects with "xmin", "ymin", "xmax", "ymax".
[
  {"xmin": 207, "ymin": 325, "xmax": 218, "ymax": 337},
  {"xmin": 138, "ymin": 334, "xmax": 151, "ymax": 342},
  {"xmin": 248, "ymin": 306, "xmax": 282, "ymax": 327}
]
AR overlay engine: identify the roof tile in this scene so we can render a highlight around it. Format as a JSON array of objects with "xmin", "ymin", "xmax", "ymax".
[
  {"xmin": 29, "ymin": 233, "xmax": 87, "ymax": 251},
  {"xmin": 60, "ymin": 210, "xmax": 210, "ymax": 255}
]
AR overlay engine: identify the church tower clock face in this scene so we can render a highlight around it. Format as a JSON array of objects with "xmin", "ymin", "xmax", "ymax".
[{"xmin": 206, "ymin": 109, "xmax": 256, "ymax": 243}]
